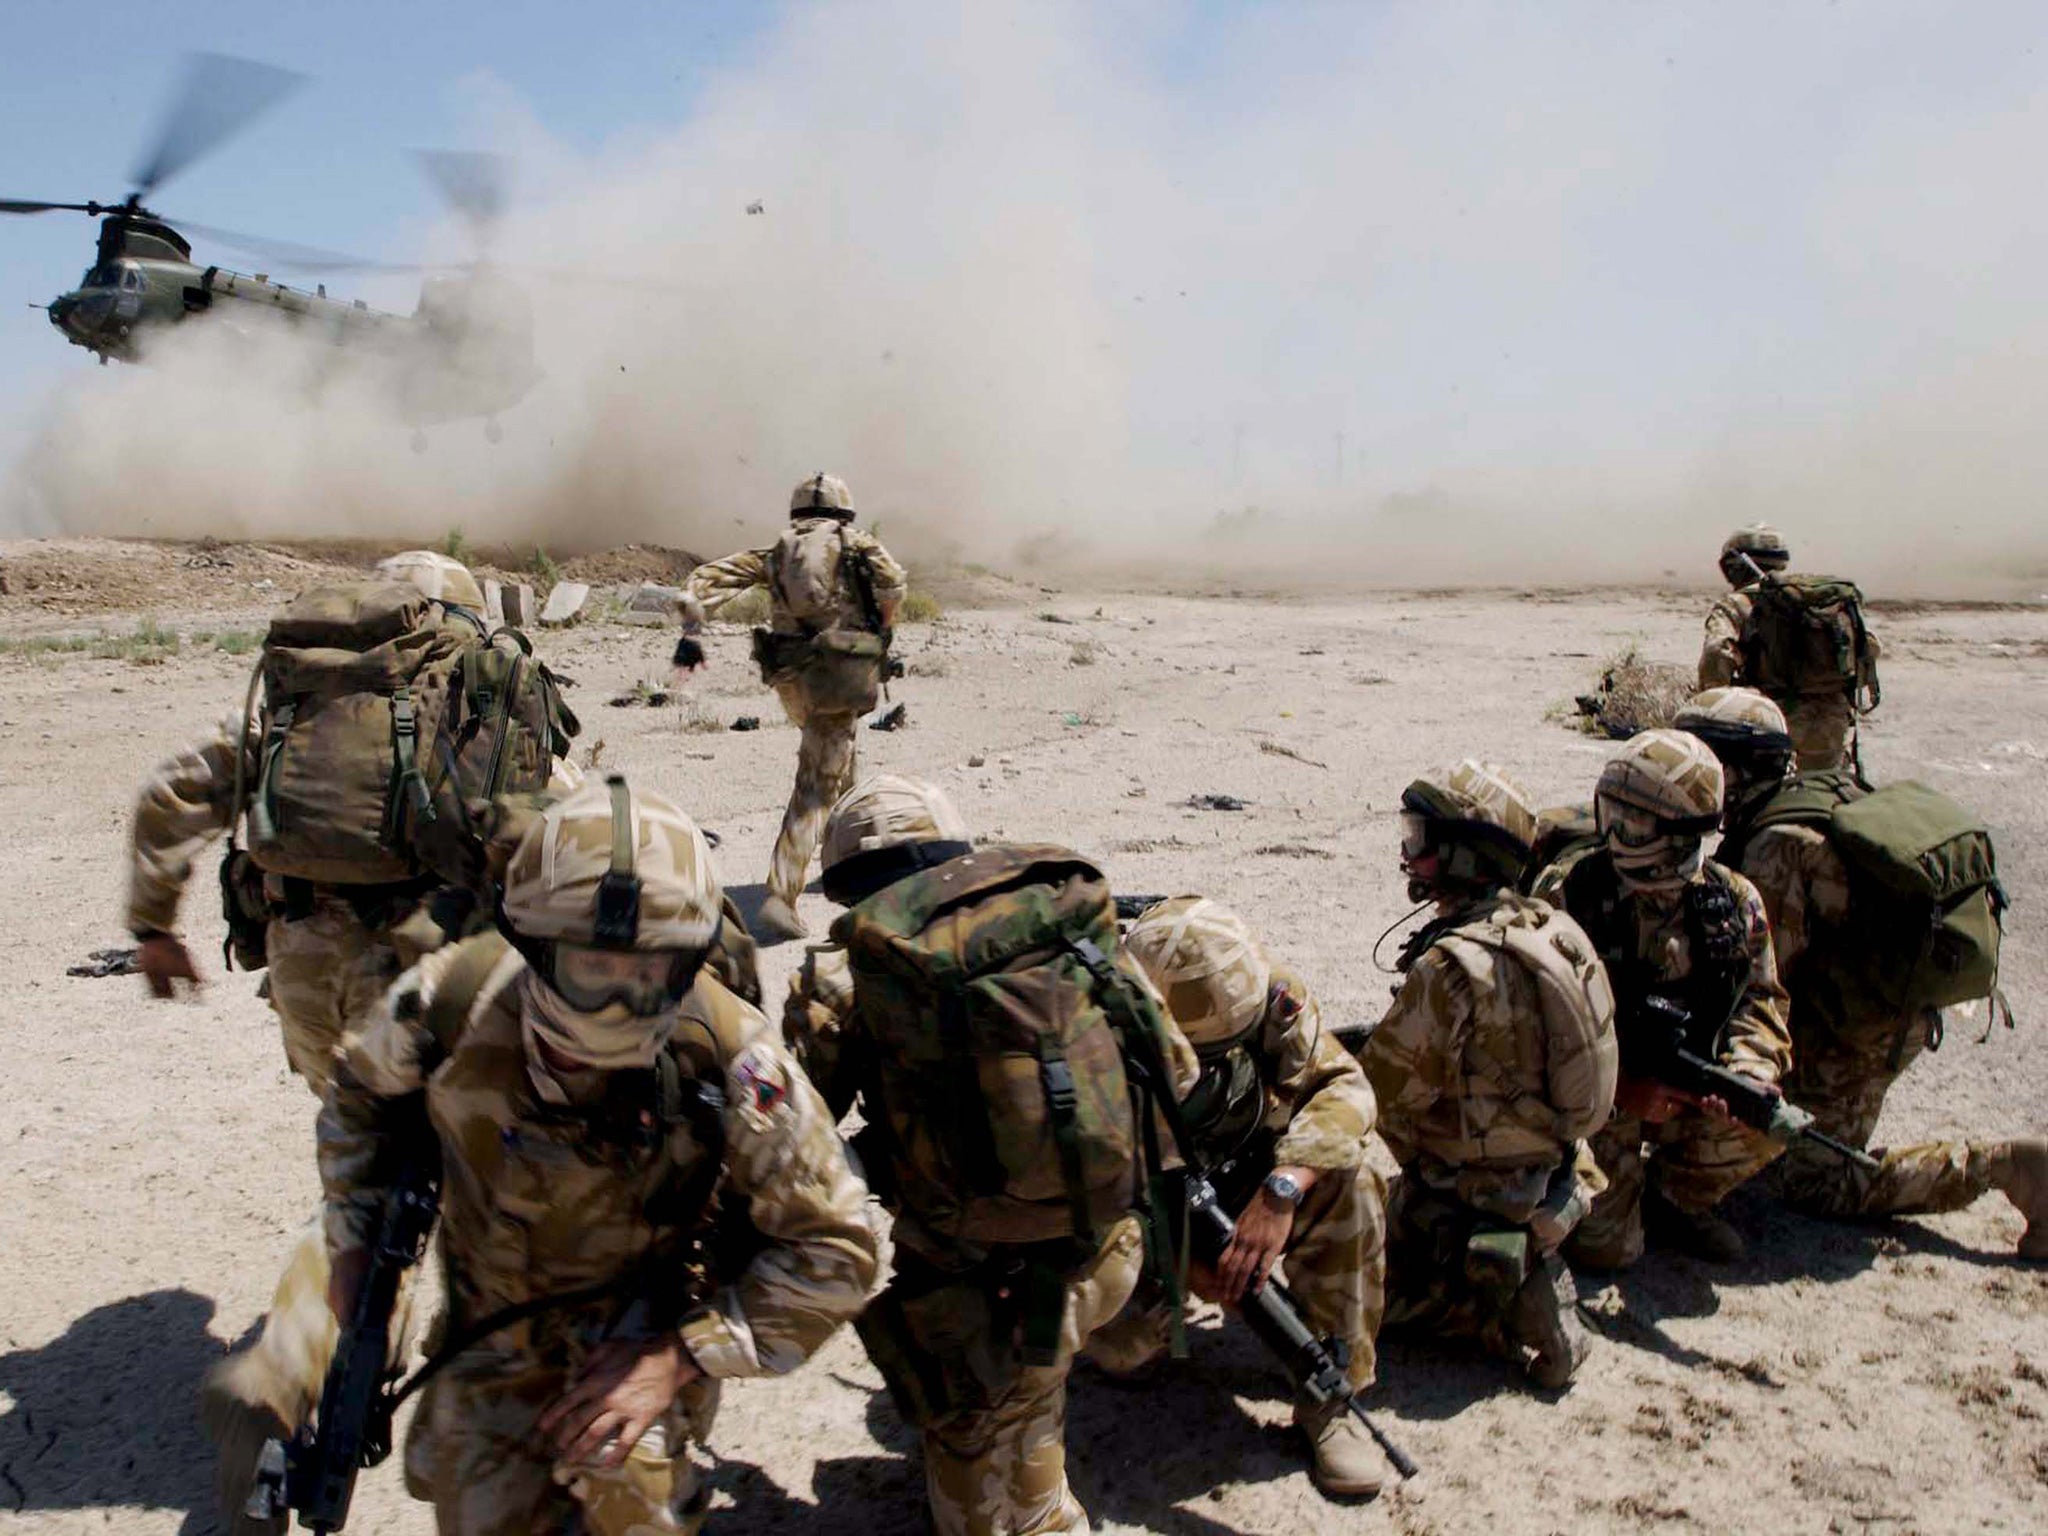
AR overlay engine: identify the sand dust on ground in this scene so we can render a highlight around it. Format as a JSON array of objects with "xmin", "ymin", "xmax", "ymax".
[{"xmin": 2, "ymin": 543, "xmax": 2044, "ymax": 1535}]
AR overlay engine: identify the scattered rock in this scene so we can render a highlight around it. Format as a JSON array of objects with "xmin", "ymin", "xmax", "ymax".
[
  {"xmin": 537, "ymin": 581, "xmax": 587, "ymax": 626},
  {"xmin": 502, "ymin": 582, "xmax": 538, "ymax": 627},
  {"xmin": 1253, "ymin": 842, "xmax": 1334, "ymax": 859},
  {"xmin": 481, "ymin": 578, "xmax": 506, "ymax": 627},
  {"xmin": 871, "ymin": 702, "xmax": 908, "ymax": 732},
  {"xmin": 967, "ymin": 754, "xmax": 986, "ymax": 768},
  {"xmin": 620, "ymin": 583, "xmax": 687, "ymax": 626},
  {"xmin": 1187, "ymin": 793, "xmax": 1248, "ymax": 811},
  {"xmin": 730, "ymin": 716, "xmax": 762, "ymax": 732}
]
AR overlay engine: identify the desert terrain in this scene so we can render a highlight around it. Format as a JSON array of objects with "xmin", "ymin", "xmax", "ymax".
[{"xmin": 1, "ymin": 538, "xmax": 2044, "ymax": 1536}]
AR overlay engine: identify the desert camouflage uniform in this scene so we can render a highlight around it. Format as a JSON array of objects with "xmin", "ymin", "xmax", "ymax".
[
  {"xmin": 1699, "ymin": 590, "xmax": 1870, "ymax": 772},
  {"xmin": 130, "ymin": 712, "xmax": 420, "ymax": 1097},
  {"xmin": 686, "ymin": 525, "xmax": 906, "ymax": 907},
  {"xmin": 319, "ymin": 936, "xmax": 882, "ymax": 1536},
  {"xmin": 1086, "ymin": 960, "xmax": 1386, "ymax": 1394},
  {"xmin": 1360, "ymin": 893, "xmax": 1608, "ymax": 1374},
  {"xmin": 1532, "ymin": 855, "xmax": 1793, "ymax": 1268},
  {"xmin": 1735, "ymin": 822, "xmax": 1995, "ymax": 1216},
  {"xmin": 790, "ymin": 937, "xmax": 1192, "ymax": 1536}
]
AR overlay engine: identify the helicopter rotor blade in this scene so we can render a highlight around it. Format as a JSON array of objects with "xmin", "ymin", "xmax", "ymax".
[
  {"xmin": 415, "ymin": 150, "xmax": 509, "ymax": 230},
  {"xmin": 167, "ymin": 217, "xmax": 428, "ymax": 275},
  {"xmin": 0, "ymin": 199, "xmax": 101, "ymax": 215},
  {"xmin": 130, "ymin": 54, "xmax": 306, "ymax": 199}
]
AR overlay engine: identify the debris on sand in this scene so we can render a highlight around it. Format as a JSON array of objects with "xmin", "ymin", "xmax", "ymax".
[
  {"xmin": 871, "ymin": 702, "xmax": 909, "ymax": 732},
  {"xmin": 1573, "ymin": 644, "xmax": 1694, "ymax": 739},
  {"xmin": 608, "ymin": 682, "xmax": 673, "ymax": 708},
  {"xmin": 1187, "ymin": 793, "xmax": 1249, "ymax": 811},
  {"xmin": 68, "ymin": 947, "xmax": 139, "ymax": 978},
  {"xmin": 1253, "ymin": 843, "xmax": 1335, "ymax": 859},
  {"xmin": 730, "ymin": 715, "xmax": 762, "ymax": 732},
  {"xmin": 1259, "ymin": 740, "xmax": 1329, "ymax": 770}
]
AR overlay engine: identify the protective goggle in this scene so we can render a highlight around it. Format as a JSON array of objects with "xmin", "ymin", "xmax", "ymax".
[
  {"xmin": 1399, "ymin": 811, "xmax": 1435, "ymax": 863},
  {"xmin": 545, "ymin": 943, "xmax": 707, "ymax": 1017}
]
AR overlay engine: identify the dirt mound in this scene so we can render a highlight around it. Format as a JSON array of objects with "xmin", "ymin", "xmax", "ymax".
[{"xmin": 557, "ymin": 544, "xmax": 704, "ymax": 587}]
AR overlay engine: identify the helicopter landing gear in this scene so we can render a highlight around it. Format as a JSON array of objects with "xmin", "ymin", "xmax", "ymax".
[
  {"xmin": 410, "ymin": 429, "xmax": 428, "ymax": 454},
  {"xmin": 484, "ymin": 418, "xmax": 503, "ymax": 445}
]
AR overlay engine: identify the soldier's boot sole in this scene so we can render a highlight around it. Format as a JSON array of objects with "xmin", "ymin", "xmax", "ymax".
[
  {"xmin": 1984, "ymin": 1137, "xmax": 2048, "ymax": 1260},
  {"xmin": 199, "ymin": 1358, "xmax": 290, "ymax": 1536}
]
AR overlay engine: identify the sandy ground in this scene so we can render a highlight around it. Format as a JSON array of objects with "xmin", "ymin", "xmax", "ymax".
[{"xmin": 2, "ymin": 540, "xmax": 2045, "ymax": 1536}]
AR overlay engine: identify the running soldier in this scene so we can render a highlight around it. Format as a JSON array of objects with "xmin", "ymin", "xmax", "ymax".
[
  {"xmin": 1102, "ymin": 896, "xmax": 1389, "ymax": 1496},
  {"xmin": 1532, "ymin": 730, "xmax": 1794, "ymax": 1266},
  {"xmin": 317, "ymin": 776, "xmax": 881, "ymax": 1534},
  {"xmin": 1698, "ymin": 523, "xmax": 1881, "ymax": 772},
  {"xmin": 1676, "ymin": 687, "xmax": 2048, "ymax": 1255},
  {"xmin": 683, "ymin": 473, "xmax": 906, "ymax": 941},
  {"xmin": 1359, "ymin": 761, "xmax": 1616, "ymax": 1390}
]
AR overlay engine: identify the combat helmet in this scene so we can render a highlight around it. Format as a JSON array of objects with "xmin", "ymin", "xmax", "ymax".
[
  {"xmin": 790, "ymin": 472, "xmax": 856, "ymax": 521},
  {"xmin": 1399, "ymin": 759, "xmax": 1540, "ymax": 900},
  {"xmin": 820, "ymin": 774, "xmax": 973, "ymax": 905},
  {"xmin": 1718, "ymin": 523, "xmax": 1789, "ymax": 586},
  {"xmin": 499, "ymin": 776, "xmax": 723, "ymax": 1041},
  {"xmin": 1124, "ymin": 897, "xmax": 1271, "ymax": 1051},
  {"xmin": 1595, "ymin": 730, "xmax": 1724, "ymax": 890},
  {"xmin": 1674, "ymin": 688, "xmax": 1794, "ymax": 819},
  {"xmin": 376, "ymin": 549, "xmax": 486, "ymax": 612}
]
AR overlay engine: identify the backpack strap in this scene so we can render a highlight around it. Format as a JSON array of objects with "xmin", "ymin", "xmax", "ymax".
[{"xmin": 386, "ymin": 684, "xmax": 435, "ymax": 849}]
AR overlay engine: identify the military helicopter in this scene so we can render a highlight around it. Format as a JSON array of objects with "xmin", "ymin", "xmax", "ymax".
[{"xmin": 3, "ymin": 54, "xmax": 540, "ymax": 447}]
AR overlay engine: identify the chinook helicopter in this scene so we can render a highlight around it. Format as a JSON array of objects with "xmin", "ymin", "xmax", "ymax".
[{"xmin": 3, "ymin": 54, "xmax": 540, "ymax": 447}]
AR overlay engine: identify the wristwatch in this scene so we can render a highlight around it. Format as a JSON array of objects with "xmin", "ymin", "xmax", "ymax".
[{"xmin": 1262, "ymin": 1171, "xmax": 1305, "ymax": 1207}]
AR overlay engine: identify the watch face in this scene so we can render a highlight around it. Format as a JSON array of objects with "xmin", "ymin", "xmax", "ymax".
[{"xmin": 1265, "ymin": 1172, "xmax": 1303, "ymax": 1204}]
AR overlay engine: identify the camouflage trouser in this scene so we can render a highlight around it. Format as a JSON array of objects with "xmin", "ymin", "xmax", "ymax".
[
  {"xmin": 1775, "ymin": 1007, "xmax": 1993, "ymax": 1218},
  {"xmin": 1086, "ymin": 1164, "xmax": 1387, "ymax": 1392},
  {"xmin": 1569, "ymin": 1106, "xmax": 1782, "ymax": 1269},
  {"xmin": 1381, "ymin": 1172, "xmax": 1583, "ymax": 1378},
  {"xmin": 920, "ymin": 1216, "xmax": 1145, "ymax": 1536},
  {"xmin": 1783, "ymin": 693, "xmax": 1857, "ymax": 773},
  {"xmin": 264, "ymin": 897, "xmax": 405, "ymax": 1100},
  {"xmin": 404, "ymin": 1352, "xmax": 718, "ymax": 1536},
  {"xmin": 768, "ymin": 682, "xmax": 859, "ymax": 907}
]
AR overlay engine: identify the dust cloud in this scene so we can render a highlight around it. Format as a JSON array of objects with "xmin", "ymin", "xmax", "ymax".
[{"xmin": 7, "ymin": 3, "xmax": 2048, "ymax": 594}]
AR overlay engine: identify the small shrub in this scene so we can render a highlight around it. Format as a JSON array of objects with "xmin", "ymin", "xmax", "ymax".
[
  {"xmin": 676, "ymin": 698, "xmax": 728, "ymax": 734},
  {"xmin": 530, "ymin": 545, "xmax": 561, "ymax": 586},
  {"xmin": 1068, "ymin": 639, "xmax": 1100, "ymax": 667},
  {"xmin": 91, "ymin": 617, "xmax": 181, "ymax": 663},
  {"xmin": 907, "ymin": 654, "xmax": 951, "ymax": 678},
  {"xmin": 442, "ymin": 526, "xmax": 472, "ymax": 564},
  {"xmin": 214, "ymin": 630, "xmax": 259, "ymax": 656},
  {"xmin": 898, "ymin": 589, "xmax": 944, "ymax": 624},
  {"xmin": 1574, "ymin": 643, "xmax": 1694, "ymax": 739}
]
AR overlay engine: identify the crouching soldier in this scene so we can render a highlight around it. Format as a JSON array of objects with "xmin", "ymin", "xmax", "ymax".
[
  {"xmin": 317, "ymin": 777, "xmax": 882, "ymax": 1534},
  {"xmin": 1359, "ymin": 761, "xmax": 1617, "ymax": 1390},
  {"xmin": 1095, "ymin": 896, "xmax": 1390, "ymax": 1496},
  {"xmin": 1532, "ymin": 731, "xmax": 1794, "ymax": 1266}
]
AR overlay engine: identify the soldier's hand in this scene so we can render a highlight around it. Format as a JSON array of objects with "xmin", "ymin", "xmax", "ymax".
[
  {"xmin": 137, "ymin": 932, "xmax": 202, "ymax": 999},
  {"xmin": 540, "ymin": 1337, "xmax": 701, "ymax": 1468},
  {"xmin": 1616, "ymin": 1077, "xmax": 1691, "ymax": 1124},
  {"xmin": 1215, "ymin": 1182, "xmax": 1301, "ymax": 1301}
]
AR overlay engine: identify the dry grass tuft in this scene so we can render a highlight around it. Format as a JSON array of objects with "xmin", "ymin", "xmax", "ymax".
[{"xmin": 1573, "ymin": 643, "xmax": 1694, "ymax": 739}]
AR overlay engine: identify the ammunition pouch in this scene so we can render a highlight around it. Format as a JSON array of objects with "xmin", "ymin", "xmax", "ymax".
[
  {"xmin": 1463, "ymin": 1228, "xmax": 1533, "ymax": 1313},
  {"xmin": 219, "ymin": 848, "xmax": 272, "ymax": 972},
  {"xmin": 854, "ymin": 1249, "xmax": 1072, "ymax": 1426},
  {"xmin": 751, "ymin": 626, "xmax": 887, "ymax": 713}
]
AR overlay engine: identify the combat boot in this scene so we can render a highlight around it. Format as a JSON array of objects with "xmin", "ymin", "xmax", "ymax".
[
  {"xmin": 1643, "ymin": 1190, "xmax": 1745, "ymax": 1263},
  {"xmin": 753, "ymin": 894, "xmax": 809, "ymax": 943},
  {"xmin": 1293, "ymin": 1399, "xmax": 1385, "ymax": 1500},
  {"xmin": 1982, "ymin": 1137, "xmax": 2048, "ymax": 1260},
  {"xmin": 1507, "ymin": 1252, "xmax": 1591, "ymax": 1391},
  {"xmin": 199, "ymin": 1357, "xmax": 290, "ymax": 1535}
]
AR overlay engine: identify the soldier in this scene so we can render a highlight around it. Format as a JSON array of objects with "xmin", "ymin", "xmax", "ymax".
[
  {"xmin": 1698, "ymin": 522, "xmax": 1881, "ymax": 772},
  {"xmin": 684, "ymin": 472, "xmax": 906, "ymax": 942},
  {"xmin": 1532, "ymin": 730, "xmax": 1794, "ymax": 1266},
  {"xmin": 1100, "ymin": 896, "xmax": 1390, "ymax": 1497},
  {"xmin": 318, "ymin": 776, "xmax": 882, "ymax": 1534},
  {"xmin": 1675, "ymin": 688, "xmax": 2048, "ymax": 1255},
  {"xmin": 1359, "ymin": 762, "xmax": 1617, "ymax": 1390},
  {"xmin": 802, "ymin": 774, "xmax": 1196, "ymax": 1536}
]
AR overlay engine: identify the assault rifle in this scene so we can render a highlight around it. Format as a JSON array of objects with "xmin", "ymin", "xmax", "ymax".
[
  {"xmin": 247, "ymin": 1163, "xmax": 439, "ymax": 1533},
  {"xmin": 1186, "ymin": 1172, "xmax": 1419, "ymax": 1480},
  {"xmin": 1113, "ymin": 894, "xmax": 1168, "ymax": 922},
  {"xmin": 1625, "ymin": 996, "xmax": 1879, "ymax": 1171}
]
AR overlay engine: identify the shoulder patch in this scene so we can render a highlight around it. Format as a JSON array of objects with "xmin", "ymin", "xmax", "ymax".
[{"xmin": 733, "ymin": 1041, "xmax": 791, "ymax": 1117}]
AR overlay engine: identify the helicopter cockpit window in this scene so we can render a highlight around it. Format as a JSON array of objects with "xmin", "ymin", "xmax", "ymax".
[{"xmin": 121, "ymin": 267, "xmax": 145, "ymax": 291}]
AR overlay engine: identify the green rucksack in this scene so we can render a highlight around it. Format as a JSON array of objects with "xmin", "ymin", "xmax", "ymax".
[
  {"xmin": 831, "ymin": 844, "xmax": 1180, "ymax": 1256},
  {"xmin": 238, "ymin": 582, "xmax": 578, "ymax": 891},
  {"xmin": 1741, "ymin": 575, "xmax": 1880, "ymax": 709},
  {"xmin": 1746, "ymin": 771, "xmax": 2007, "ymax": 1016}
]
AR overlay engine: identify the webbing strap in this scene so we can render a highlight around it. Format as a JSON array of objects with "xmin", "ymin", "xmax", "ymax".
[
  {"xmin": 607, "ymin": 775, "xmax": 634, "ymax": 875},
  {"xmin": 388, "ymin": 685, "xmax": 434, "ymax": 844},
  {"xmin": 1038, "ymin": 1039, "xmax": 1095, "ymax": 1251}
]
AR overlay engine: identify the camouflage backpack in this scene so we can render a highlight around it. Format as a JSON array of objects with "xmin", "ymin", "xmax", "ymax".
[
  {"xmin": 1735, "ymin": 771, "xmax": 2007, "ymax": 1017},
  {"xmin": 237, "ymin": 582, "xmax": 578, "ymax": 891},
  {"xmin": 752, "ymin": 521, "xmax": 891, "ymax": 713},
  {"xmin": 1741, "ymin": 575, "xmax": 1880, "ymax": 709},
  {"xmin": 830, "ymin": 844, "xmax": 1179, "ymax": 1257}
]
